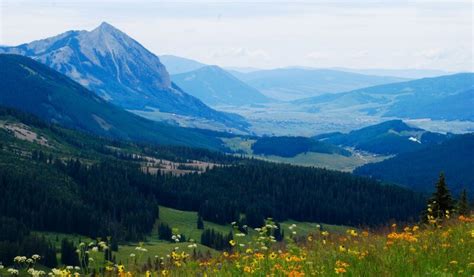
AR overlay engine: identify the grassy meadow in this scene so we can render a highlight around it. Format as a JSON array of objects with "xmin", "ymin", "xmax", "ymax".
[{"xmin": 1, "ymin": 207, "xmax": 473, "ymax": 276}]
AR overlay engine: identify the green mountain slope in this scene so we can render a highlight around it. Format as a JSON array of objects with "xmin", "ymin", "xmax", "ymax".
[
  {"xmin": 314, "ymin": 120, "xmax": 449, "ymax": 155},
  {"xmin": 354, "ymin": 134, "xmax": 474, "ymax": 196},
  {"xmin": 0, "ymin": 54, "xmax": 226, "ymax": 150}
]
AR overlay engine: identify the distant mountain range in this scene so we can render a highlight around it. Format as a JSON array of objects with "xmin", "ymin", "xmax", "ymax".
[
  {"xmin": 297, "ymin": 73, "xmax": 474, "ymax": 121},
  {"xmin": 0, "ymin": 22, "xmax": 247, "ymax": 132},
  {"xmin": 332, "ymin": 68, "xmax": 452, "ymax": 79},
  {"xmin": 229, "ymin": 68, "xmax": 408, "ymax": 101},
  {"xmin": 172, "ymin": 65, "xmax": 271, "ymax": 106},
  {"xmin": 314, "ymin": 120, "xmax": 450, "ymax": 155},
  {"xmin": 0, "ymin": 54, "xmax": 228, "ymax": 150},
  {"xmin": 355, "ymin": 133, "xmax": 474, "ymax": 196},
  {"xmin": 159, "ymin": 55, "xmax": 207, "ymax": 74}
]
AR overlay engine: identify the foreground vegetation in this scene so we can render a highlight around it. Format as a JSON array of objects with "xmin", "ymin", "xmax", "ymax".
[{"xmin": 1, "ymin": 214, "xmax": 473, "ymax": 276}]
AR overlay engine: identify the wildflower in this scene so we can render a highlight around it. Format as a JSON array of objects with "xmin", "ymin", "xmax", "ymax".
[
  {"xmin": 412, "ymin": 226, "xmax": 419, "ymax": 232},
  {"xmin": 449, "ymin": 260, "xmax": 458, "ymax": 265},
  {"xmin": 235, "ymin": 233, "xmax": 245, "ymax": 237},
  {"xmin": 269, "ymin": 252, "xmax": 277, "ymax": 260},
  {"xmin": 145, "ymin": 270, "xmax": 151, "ymax": 277},
  {"xmin": 307, "ymin": 235, "xmax": 313, "ymax": 242},
  {"xmin": 91, "ymin": 246, "xmax": 98, "ymax": 252},
  {"xmin": 347, "ymin": 229, "xmax": 358, "ymax": 237},
  {"xmin": 7, "ymin": 268, "xmax": 19, "ymax": 275},
  {"xmin": 129, "ymin": 253, "xmax": 135, "ymax": 258},
  {"xmin": 243, "ymin": 266, "xmax": 253, "ymax": 273},
  {"xmin": 118, "ymin": 265, "xmax": 125, "ymax": 273},
  {"xmin": 335, "ymin": 267, "xmax": 347, "ymax": 274},
  {"xmin": 339, "ymin": 245, "xmax": 346, "ymax": 252},
  {"xmin": 13, "ymin": 256, "xmax": 27, "ymax": 263},
  {"xmin": 288, "ymin": 270, "xmax": 305, "ymax": 277},
  {"xmin": 32, "ymin": 254, "xmax": 41, "ymax": 260},
  {"xmin": 161, "ymin": 269, "xmax": 169, "ymax": 276},
  {"xmin": 321, "ymin": 231, "xmax": 329, "ymax": 237},
  {"xmin": 229, "ymin": 240, "xmax": 236, "ymax": 246}
]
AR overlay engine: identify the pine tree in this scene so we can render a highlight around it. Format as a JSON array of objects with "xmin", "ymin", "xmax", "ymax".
[
  {"xmin": 428, "ymin": 173, "xmax": 455, "ymax": 220},
  {"xmin": 457, "ymin": 189, "xmax": 470, "ymax": 216},
  {"xmin": 197, "ymin": 215, "xmax": 204, "ymax": 230}
]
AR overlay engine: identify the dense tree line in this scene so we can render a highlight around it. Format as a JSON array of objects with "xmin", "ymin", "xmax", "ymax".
[
  {"xmin": 200, "ymin": 229, "xmax": 233, "ymax": 251},
  {"xmin": 155, "ymin": 162, "xmax": 426, "ymax": 227},
  {"xmin": 0, "ymin": 217, "xmax": 57, "ymax": 267},
  {"xmin": 0, "ymin": 152, "xmax": 159, "ymax": 241},
  {"xmin": 158, "ymin": 223, "xmax": 173, "ymax": 241},
  {"xmin": 251, "ymin": 136, "xmax": 350, "ymax": 158}
]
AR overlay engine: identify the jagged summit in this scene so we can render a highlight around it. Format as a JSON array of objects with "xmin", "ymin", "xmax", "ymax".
[{"xmin": 0, "ymin": 24, "xmax": 247, "ymax": 131}]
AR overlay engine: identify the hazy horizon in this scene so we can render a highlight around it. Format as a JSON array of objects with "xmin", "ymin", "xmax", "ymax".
[{"xmin": 1, "ymin": 0, "xmax": 473, "ymax": 72}]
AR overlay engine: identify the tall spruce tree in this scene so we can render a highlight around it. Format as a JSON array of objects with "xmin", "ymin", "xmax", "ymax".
[
  {"xmin": 197, "ymin": 215, "xmax": 204, "ymax": 230},
  {"xmin": 428, "ymin": 173, "xmax": 455, "ymax": 219},
  {"xmin": 457, "ymin": 189, "xmax": 470, "ymax": 216}
]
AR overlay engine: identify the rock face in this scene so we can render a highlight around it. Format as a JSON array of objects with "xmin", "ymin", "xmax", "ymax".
[{"xmin": 0, "ymin": 22, "xmax": 247, "ymax": 130}]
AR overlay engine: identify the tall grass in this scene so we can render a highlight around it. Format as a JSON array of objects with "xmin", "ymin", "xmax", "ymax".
[{"xmin": 2, "ymin": 215, "xmax": 473, "ymax": 276}]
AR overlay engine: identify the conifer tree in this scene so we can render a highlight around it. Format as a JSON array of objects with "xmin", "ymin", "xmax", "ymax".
[
  {"xmin": 427, "ymin": 173, "xmax": 454, "ymax": 220},
  {"xmin": 457, "ymin": 189, "xmax": 470, "ymax": 216},
  {"xmin": 197, "ymin": 215, "xmax": 204, "ymax": 230}
]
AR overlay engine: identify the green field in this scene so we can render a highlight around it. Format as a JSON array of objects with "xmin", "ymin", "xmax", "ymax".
[
  {"xmin": 222, "ymin": 136, "xmax": 388, "ymax": 172},
  {"xmin": 30, "ymin": 205, "xmax": 348, "ymax": 267}
]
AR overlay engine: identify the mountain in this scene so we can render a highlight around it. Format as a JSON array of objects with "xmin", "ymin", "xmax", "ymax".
[
  {"xmin": 0, "ymin": 22, "xmax": 247, "ymax": 131},
  {"xmin": 332, "ymin": 68, "xmax": 451, "ymax": 79},
  {"xmin": 298, "ymin": 73, "xmax": 474, "ymax": 121},
  {"xmin": 314, "ymin": 120, "xmax": 450, "ymax": 155},
  {"xmin": 231, "ymin": 68, "xmax": 408, "ymax": 101},
  {"xmin": 354, "ymin": 134, "xmax": 474, "ymax": 196},
  {"xmin": 172, "ymin": 65, "xmax": 271, "ymax": 106},
  {"xmin": 159, "ymin": 55, "xmax": 206, "ymax": 74},
  {"xmin": 0, "ymin": 54, "xmax": 228, "ymax": 150}
]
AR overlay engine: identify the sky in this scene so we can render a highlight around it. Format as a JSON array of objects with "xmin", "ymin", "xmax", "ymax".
[{"xmin": 1, "ymin": 0, "xmax": 473, "ymax": 71}]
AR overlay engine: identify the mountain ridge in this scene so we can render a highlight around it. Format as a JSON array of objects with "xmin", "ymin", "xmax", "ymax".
[
  {"xmin": 0, "ymin": 22, "xmax": 248, "ymax": 131},
  {"xmin": 0, "ymin": 54, "xmax": 228, "ymax": 150}
]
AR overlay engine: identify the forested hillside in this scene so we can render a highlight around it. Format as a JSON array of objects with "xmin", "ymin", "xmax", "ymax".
[
  {"xmin": 0, "ymin": 108, "xmax": 425, "ymax": 248},
  {"xmin": 354, "ymin": 134, "xmax": 474, "ymax": 196}
]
